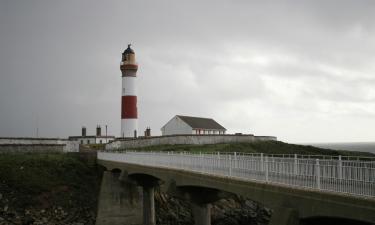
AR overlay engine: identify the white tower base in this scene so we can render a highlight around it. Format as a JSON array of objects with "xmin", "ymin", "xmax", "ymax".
[{"xmin": 121, "ymin": 119, "xmax": 138, "ymax": 138}]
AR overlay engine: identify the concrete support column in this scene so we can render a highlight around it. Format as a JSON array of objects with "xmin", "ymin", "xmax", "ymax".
[
  {"xmin": 142, "ymin": 186, "xmax": 155, "ymax": 225},
  {"xmin": 96, "ymin": 171, "xmax": 142, "ymax": 225},
  {"xmin": 175, "ymin": 186, "xmax": 226, "ymax": 225},
  {"xmin": 191, "ymin": 203, "xmax": 211, "ymax": 225}
]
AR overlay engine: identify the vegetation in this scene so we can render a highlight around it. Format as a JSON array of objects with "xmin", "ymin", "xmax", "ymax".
[
  {"xmin": 130, "ymin": 141, "xmax": 375, "ymax": 157},
  {"xmin": 0, "ymin": 153, "xmax": 104, "ymax": 209}
]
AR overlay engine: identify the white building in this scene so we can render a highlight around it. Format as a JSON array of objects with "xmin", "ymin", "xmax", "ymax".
[
  {"xmin": 161, "ymin": 115, "xmax": 226, "ymax": 136},
  {"xmin": 69, "ymin": 126, "xmax": 115, "ymax": 144}
]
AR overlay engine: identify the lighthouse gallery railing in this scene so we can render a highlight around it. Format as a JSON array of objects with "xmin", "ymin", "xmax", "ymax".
[{"xmin": 98, "ymin": 151, "xmax": 375, "ymax": 198}]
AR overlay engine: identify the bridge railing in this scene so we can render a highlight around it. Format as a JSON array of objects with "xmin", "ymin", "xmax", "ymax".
[{"xmin": 98, "ymin": 151, "xmax": 375, "ymax": 198}]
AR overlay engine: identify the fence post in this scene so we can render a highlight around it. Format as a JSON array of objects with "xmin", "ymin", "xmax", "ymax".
[
  {"xmin": 294, "ymin": 154, "xmax": 298, "ymax": 175},
  {"xmin": 200, "ymin": 152, "xmax": 204, "ymax": 172},
  {"xmin": 234, "ymin": 152, "xmax": 237, "ymax": 169},
  {"xmin": 167, "ymin": 151, "xmax": 170, "ymax": 167},
  {"xmin": 217, "ymin": 152, "xmax": 221, "ymax": 170},
  {"xmin": 316, "ymin": 159, "xmax": 321, "ymax": 189},
  {"xmin": 265, "ymin": 156, "xmax": 269, "ymax": 182},
  {"xmin": 338, "ymin": 155, "xmax": 342, "ymax": 179},
  {"xmin": 229, "ymin": 155, "xmax": 232, "ymax": 176},
  {"xmin": 180, "ymin": 152, "xmax": 183, "ymax": 169}
]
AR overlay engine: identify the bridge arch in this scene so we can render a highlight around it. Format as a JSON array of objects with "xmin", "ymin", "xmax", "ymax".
[
  {"xmin": 175, "ymin": 185, "xmax": 231, "ymax": 204},
  {"xmin": 110, "ymin": 168, "xmax": 122, "ymax": 179},
  {"xmin": 127, "ymin": 172, "xmax": 162, "ymax": 187},
  {"xmin": 111, "ymin": 168, "xmax": 122, "ymax": 173}
]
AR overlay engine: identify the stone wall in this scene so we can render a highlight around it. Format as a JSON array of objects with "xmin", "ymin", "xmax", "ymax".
[
  {"xmin": 0, "ymin": 144, "xmax": 64, "ymax": 153},
  {"xmin": 0, "ymin": 138, "xmax": 79, "ymax": 153},
  {"xmin": 106, "ymin": 135, "xmax": 277, "ymax": 150}
]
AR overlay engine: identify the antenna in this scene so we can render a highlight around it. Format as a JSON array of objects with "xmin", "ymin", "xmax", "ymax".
[{"xmin": 35, "ymin": 115, "xmax": 39, "ymax": 138}]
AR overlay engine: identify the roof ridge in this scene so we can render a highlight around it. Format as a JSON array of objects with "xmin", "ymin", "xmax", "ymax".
[
  {"xmin": 176, "ymin": 115, "xmax": 226, "ymax": 130},
  {"xmin": 177, "ymin": 115, "xmax": 213, "ymax": 120}
]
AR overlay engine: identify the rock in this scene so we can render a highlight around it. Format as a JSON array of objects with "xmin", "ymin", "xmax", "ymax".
[
  {"xmin": 21, "ymin": 216, "xmax": 35, "ymax": 225},
  {"xmin": 72, "ymin": 222, "xmax": 84, "ymax": 225},
  {"xmin": 22, "ymin": 215, "xmax": 34, "ymax": 225},
  {"xmin": 6, "ymin": 211, "xmax": 15, "ymax": 218},
  {"xmin": 244, "ymin": 199, "xmax": 257, "ymax": 210},
  {"xmin": 42, "ymin": 217, "xmax": 48, "ymax": 223},
  {"xmin": 264, "ymin": 207, "xmax": 272, "ymax": 216},
  {"xmin": 3, "ymin": 205, "xmax": 8, "ymax": 212},
  {"xmin": 214, "ymin": 216, "xmax": 238, "ymax": 225}
]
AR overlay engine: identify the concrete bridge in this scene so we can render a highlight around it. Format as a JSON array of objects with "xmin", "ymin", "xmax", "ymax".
[{"xmin": 96, "ymin": 151, "xmax": 375, "ymax": 225}]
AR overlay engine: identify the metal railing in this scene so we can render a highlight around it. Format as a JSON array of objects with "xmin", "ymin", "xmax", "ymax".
[{"xmin": 98, "ymin": 151, "xmax": 375, "ymax": 198}]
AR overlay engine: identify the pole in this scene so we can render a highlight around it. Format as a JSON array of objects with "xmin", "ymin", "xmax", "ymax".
[{"xmin": 105, "ymin": 125, "xmax": 108, "ymax": 143}]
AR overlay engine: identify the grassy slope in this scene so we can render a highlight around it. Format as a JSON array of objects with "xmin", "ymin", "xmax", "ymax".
[
  {"xmin": 0, "ymin": 153, "xmax": 104, "ymax": 209},
  {"xmin": 132, "ymin": 141, "xmax": 375, "ymax": 157}
]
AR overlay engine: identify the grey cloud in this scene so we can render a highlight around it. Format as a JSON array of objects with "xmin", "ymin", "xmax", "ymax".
[{"xmin": 0, "ymin": 0, "xmax": 374, "ymax": 142}]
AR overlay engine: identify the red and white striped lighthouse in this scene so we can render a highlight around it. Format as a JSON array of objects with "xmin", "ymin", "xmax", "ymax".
[{"xmin": 120, "ymin": 44, "xmax": 138, "ymax": 138}]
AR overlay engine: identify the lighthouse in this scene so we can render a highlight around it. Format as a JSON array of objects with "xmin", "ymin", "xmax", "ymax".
[{"xmin": 120, "ymin": 44, "xmax": 138, "ymax": 138}]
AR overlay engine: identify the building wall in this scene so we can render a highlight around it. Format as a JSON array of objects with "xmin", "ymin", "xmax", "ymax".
[
  {"xmin": 192, "ymin": 129, "xmax": 225, "ymax": 135},
  {"xmin": 106, "ymin": 135, "xmax": 277, "ymax": 150},
  {"xmin": 161, "ymin": 116, "xmax": 193, "ymax": 135},
  {"xmin": 96, "ymin": 137, "xmax": 115, "ymax": 144},
  {"xmin": 0, "ymin": 138, "xmax": 79, "ymax": 152},
  {"xmin": 74, "ymin": 137, "xmax": 96, "ymax": 145}
]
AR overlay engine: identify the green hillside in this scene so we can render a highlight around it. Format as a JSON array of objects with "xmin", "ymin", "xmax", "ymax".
[
  {"xmin": 0, "ymin": 153, "xmax": 104, "ymax": 224},
  {"xmin": 131, "ymin": 141, "xmax": 375, "ymax": 157}
]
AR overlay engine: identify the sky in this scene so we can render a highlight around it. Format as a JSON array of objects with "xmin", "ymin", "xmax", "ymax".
[{"xmin": 0, "ymin": 0, "xmax": 374, "ymax": 143}]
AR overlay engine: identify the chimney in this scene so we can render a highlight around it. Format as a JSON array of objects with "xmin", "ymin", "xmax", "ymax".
[
  {"xmin": 82, "ymin": 127, "xmax": 86, "ymax": 137},
  {"xmin": 145, "ymin": 127, "xmax": 151, "ymax": 137},
  {"xmin": 96, "ymin": 125, "xmax": 101, "ymax": 136}
]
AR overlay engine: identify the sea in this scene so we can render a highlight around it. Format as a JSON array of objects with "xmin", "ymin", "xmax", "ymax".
[{"xmin": 304, "ymin": 142, "xmax": 375, "ymax": 154}]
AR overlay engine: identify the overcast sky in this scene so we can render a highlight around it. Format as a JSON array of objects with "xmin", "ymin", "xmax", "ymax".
[{"xmin": 0, "ymin": 0, "xmax": 374, "ymax": 143}]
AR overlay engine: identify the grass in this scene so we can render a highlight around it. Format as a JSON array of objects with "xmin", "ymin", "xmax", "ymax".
[
  {"xmin": 0, "ymin": 153, "xmax": 104, "ymax": 208},
  {"xmin": 129, "ymin": 141, "xmax": 375, "ymax": 157}
]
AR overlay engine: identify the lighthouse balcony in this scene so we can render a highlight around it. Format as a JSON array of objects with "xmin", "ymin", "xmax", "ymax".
[{"xmin": 120, "ymin": 63, "xmax": 138, "ymax": 70}]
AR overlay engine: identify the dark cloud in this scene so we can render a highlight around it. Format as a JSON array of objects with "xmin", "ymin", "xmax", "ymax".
[{"xmin": 0, "ymin": 0, "xmax": 374, "ymax": 142}]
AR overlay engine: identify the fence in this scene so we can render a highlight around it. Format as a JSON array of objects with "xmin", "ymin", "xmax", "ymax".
[{"xmin": 98, "ymin": 151, "xmax": 375, "ymax": 198}]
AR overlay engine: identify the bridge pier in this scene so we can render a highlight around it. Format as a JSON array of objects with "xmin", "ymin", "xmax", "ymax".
[
  {"xmin": 191, "ymin": 203, "xmax": 211, "ymax": 225},
  {"xmin": 174, "ymin": 186, "xmax": 230, "ymax": 225},
  {"xmin": 127, "ymin": 174, "xmax": 160, "ymax": 225},
  {"xmin": 95, "ymin": 171, "xmax": 142, "ymax": 225},
  {"xmin": 142, "ymin": 185, "xmax": 155, "ymax": 225}
]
